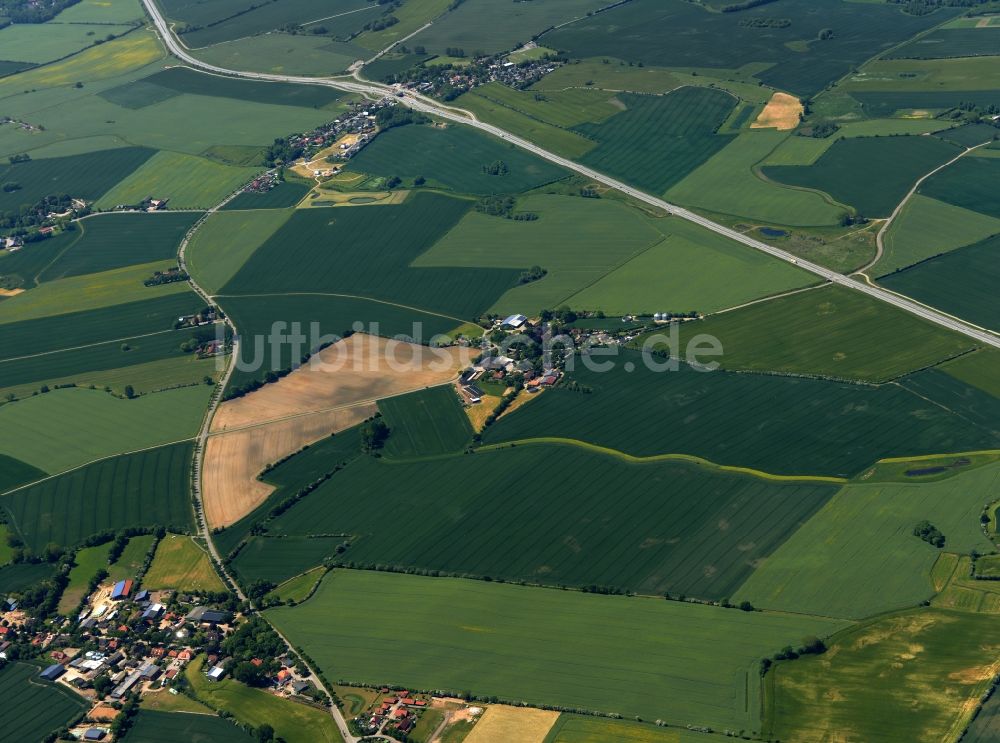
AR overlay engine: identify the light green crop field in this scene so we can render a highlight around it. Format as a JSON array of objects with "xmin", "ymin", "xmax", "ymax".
[
  {"xmin": 186, "ymin": 208, "xmax": 296, "ymax": 294},
  {"xmin": 465, "ymin": 83, "xmax": 621, "ymax": 129},
  {"xmin": 354, "ymin": 0, "xmax": 453, "ymax": 51},
  {"xmin": 667, "ymin": 131, "xmax": 845, "ymax": 226},
  {"xmin": 761, "ymin": 134, "xmax": 836, "ymax": 166},
  {"xmin": 186, "ymin": 656, "xmax": 342, "ymax": 743},
  {"xmin": 941, "ymin": 349, "xmax": 1000, "ymax": 398},
  {"xmin": 0, "ymin": 386, "xmax": 210, "ymax": 474},
  {"xmin": 267, "ymin": 567, "xmax": 326, "ymax": 604},
  {"xmin": 0, "ymin": 260, "xmax": 190, "ymax": 324},
  {"xmin": 108, "ymin": 533, "xmax": 157, "ymax": 581},
  {"xmin": 268, "ymin": 570, "xmax": 848, "ymax": 732},
  {"xmin": 532, "ymin": 57, "xmax": 684, "ymax": 94},
  {"xmin": 143, "ymin": 534, "xmax": 225, "ymax": 592},
  {"xmin": 191, "ymin": 34, "xmax": 362, "ymax": 76},
  {"xmin": 841, "ymin": 55, "xmax": 1000, "ymax": 92},
  {"xmin": 733, "ymin": 461, "xmax": 1000, "ymax": 620},
  {"xmin": 764, "ymin": 609, "xmax": 1000, "ymax": 743},
  {"xmin": 96, "ymin": 150, "xmax": 259, "ymax": 209},
  {"xmin": 688, "ymin": 285, "xmax": 974, "ymax": 382},
  {"xmin": 876, "ymin": 194, "xmax": 1000, "ymax": 277},
  {"xmin": 0, "ymin": 22, "xmax": 135, "ymax": 64},
  {"xmin": 565, "ymin": 218, "xmax": 812, "ymax": 315},
  {"xmin": 58, "ymin": 541, "xmax": 112, "ymax": 614},
  {"xmin": 542, "ymin": 715, "xmax": 711, "ymax": 743},
  {"xmin": 52, "ymin": 0, "xmax": 143, "ymax": 23},
  {"xmin": 416, "ymin": 194, "xmax": 665, "ymax": 314}
]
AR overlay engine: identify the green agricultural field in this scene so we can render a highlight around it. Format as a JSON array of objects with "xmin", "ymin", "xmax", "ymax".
[
  {"xmin": 0, "ymin": 259, "xmax": 192, "ymax": 324},
  {"xmin": 0, "ymin": 561, "xmax": 55, "ymax": 591},
  {"xmin": 133, "ymin": 66, "xmax": 345, "ymax": 108},
  {"xmin": 178, "ymin": 0, "xmax": 367, "ymax": 47},
  {"xmin": 0, "ymin": 146, "xmax": 154, "ymax": 214},
  {"xmin": 186, "ymin": 656, "xmax": 342, "ymax": 743},
  {"xmin": 876, "ymin": 194, "xmax": 1000, "ymax": 276},
  {"xmin": 1, "ymin": 442, "xmax": 194, "ymax": 552},
  {"xmin": 0, "ymin": 292, "xmax": 203, "ymax": 361},
  {"xmin": 96, "ymin": 151, "xmax": 259, "ymax": 210},
  {"xmin": 686, "ymin": 285, "xmax": 974, "ymax": 382},
  {"xmin": 106, "ymin": 533, "xmax": 157, "ymax": 581},
  {"xmin": 733, "ymin": 461, "xmax": 1000, "ymax": 620},
  {"xmin": 269, "ymin": 570, "xmax": 848, "ymax": 731},
  {"xmin": 221, "ymin": 192, "xmax": 521, "ymax": 319},
  {"xmin": 353, "ymin": 0, "xmax": 452, "ymax": 50},
  {"xmin": 935, "ymin": 122, "xmax": 1000, "ymax": 148},
  {"xmin": 963, "ymin": 692, "xmax": 1000, "ymax": 743},
  {"xmin": 919, "ymin": 155, "xmax": 1000, "ymax": 219},
  {"xmin": 0, "ymin": 230, "xmax": 79, "ymax": 291},
  {"xmin": 0, "ymin": 453, "xmax": 45, "ymax": 493},
  {"xmin": 186, "ymin": 208, "xmax": 293, "ymax": 294},
  {"xmin": 574, "ymin": 88, "xmax": 736, "ymax": 195},
  {"xmin": 190, "ymin": 33, "xmax": 363, "ymax": 76},
  {"xmin": 0, "ymin": 386, "xmax": 209, "ymax": 474},
  {"xmin": 416, "ymin": 193, "xmax": 666, "ymax": 315},
  {"xmin": 220, "ymin": 294, "xmax": 459, "ymax": 391},
  {"xmin": 941, "ymin": 349, "xmax": 1000, "ymax": 398},
  {"xmin": 347, "ymin": 124, "xmax": 567, "ymax": 195},
  {"xmin": 666, "ymin": 131, "xmax": 845, "ymax": 227},
  {"xmin": 38, "ymin": 212, "xmax": 200, "ymax": 282},
  {"xmin": 378, "ymin": 385, "xmax": 472, "ymax": 459},
  {"xmin": 406, "ymin": 0, "xmax": 607, "ymax": 55},
  {"xmin": 901, "ymin": 367, "xmax": 1000, "ymax": 432},
  {"xmin": 222, "ymin": 180, "xmax": 311, "ymax": 209},
  {"xmin": 123, "ymin": 709, "xmax": 255, "ymax": 743},
  {"xmin": 886, "ymin": 28, "xmax": 1000, "ymax": 59},
  {"xmin": 52, "ymin": 0, "xmax": 144, "ymax": 23},
  {"xmin": 58, "ymin": 541, "xmax": 112, "ymax": 613},
  {"xmin": 260, "ymin": 443, "xmax": 836, "ymax": 600},
  {"xmin": 232, "ymin": 536, "xmax": 343, "ymax": 586},
  {"xmin": 464, "ymin": 82, "xmax": 621, "ymax": 128},
  {"xmin": 0, "ymin": 524, "xmax": 13, "ymax": 564},
  {"xmin": 564, "ymin": 217, "xmax": 812, "ymax": 316},
  {"xmin": 0, "ymin": 663, "xmax": 89, "ymax": 741},
  {"xmin": 544, "ymin": 0, "xmax": 950, "ymax": 97},
  {"xmin": 542, "ymin": 715, "xmax": 709, "ymax": 743},
  {"xmin": 763, "ymin": 136, "xmax": 962, "ymax": 218},
  {"xmin": 0, "ymin": 22, "xmax": 136, "ymax": 65},
  {"xmin": 268, "ymin": 567, "xmax": 326, "ymax": 604},
  {"xmin": 850, "ymin": 90, "xmax": 1000, "ymax": 119},
  {"xmin": 482, "ymin": 351, "xmax": 998, "ymax": 478},
  {"xmin": 143, "ymin": 534, "xmax": 225, "ymax": 592},
  {"xmin": 879, "ymin": 233, "xmax": 1000, "ymax": 331},
  {"xmin": 531, "ymin": 57, "xmax": 685, "ymax": 95},
  {"xmin": 764, "ymin": 610, "xmax": 1000, "ymax": 743}
]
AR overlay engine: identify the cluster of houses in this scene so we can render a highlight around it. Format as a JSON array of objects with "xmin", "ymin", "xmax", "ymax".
[
  {"xmin": 277, "ymin": 98, "xmax": 394, "ymax": 169},
  {"xmin": 390, "ymin": 51, "xmax": 562, "ymax": 100},
  {"xmin": 354, "ymin": 690, "xmax": 431, "ymax": 737},
  {"xmin": 243, "ymin": 171, "xmax": 282, "ymax": 195}
]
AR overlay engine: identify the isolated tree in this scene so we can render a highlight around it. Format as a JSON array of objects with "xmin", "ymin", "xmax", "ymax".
[{"xmin": 124, "ymin": 385, "xmax": 135, "ymax": 399}]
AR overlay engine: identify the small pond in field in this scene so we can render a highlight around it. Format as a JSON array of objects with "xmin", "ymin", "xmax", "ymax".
[{"xmin": 759, "ymin": 227, "xmax": 789, "ymax": 238}]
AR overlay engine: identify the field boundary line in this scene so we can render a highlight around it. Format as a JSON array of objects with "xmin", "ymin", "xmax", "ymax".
[
  {"xmin": 213, "ymin": 291, "xmax": 468, "ymax": 323},
  {"xmin": 0, "ymin": 327, "xmax": 182, "ymax": 364},
  {"xmin": 875, "ymin": 448, "xmax": 1000, "ymax": 465},
  {"xmin": 475, "ymin": 437, "xmax": 849, "ymax": 484}
]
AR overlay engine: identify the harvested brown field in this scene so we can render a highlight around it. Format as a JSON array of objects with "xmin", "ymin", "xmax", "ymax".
[
  {"xmin": 0, "ymin": 288, "xmax": 25, "ymax": 297},
  {"xmin": 462, "ymin": 705, "xmax": 558, "ymax": 743},
  {"xmin": 751, "ymin": 92, "xmax": 803, "ymax": 131}
]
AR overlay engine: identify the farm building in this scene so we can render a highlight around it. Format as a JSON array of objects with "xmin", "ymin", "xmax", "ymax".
[
  {"xmin": 110, "ymin": 579, "xmax": 133, "ymax": 600},
  {"xmin": 39, "ymin": 663, "xmax": 65, "ymax": 681},
  {"xmin": 186, "ymin": 607, "xmax": 232, "ymax": 625},
  {"xmin": 501, "ymin": 314, "xmax": 527, "ymax": 329},
  {"xmin": 83, "ymin": 729, "xmax": 106, "ymax": 741},
  {"xmin": 207, "ymin": 665, "xmax": 226, "ymax": 681}
]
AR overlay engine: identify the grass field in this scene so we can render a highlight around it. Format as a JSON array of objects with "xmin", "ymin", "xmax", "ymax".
[
  {"xmin": 482, "ymin": 351, "xmax": 997, "ymax": 478},
  {"xmin": 686, "ymin": 285, "xmax": 974, "ymax": 381},
  {"xmin": 178, "ymin": 0, "xmax": 367, "ymax": 47},
  {"xmin": 186, "ymin": 208, "xmax": 293, "ymax": 294},
  {"xmin": 415, "ymin": 193, "xmax": 666, "ymax": 315},
  {"xmin": 108, "ymin": 533, "xmax": 157, "ymax": 581},
  {"xmin": 0, "ymin": 524, "xmax": 13, "ymax": 565},
  {"xmin": 268, "ymin": 566, "xmax": 325, "ymax": 604},
  {"xmin": 96, "ymin": 150, "xmax": 259, "ymax": 209},
  {"xmin": 0, "ymin": 662, "xmax": 89, "ymax": 741},
  {"xmin": 0, "ymin": 146, "xmax": 154, "ymax": 214},
  {"xmin": 886, "ymin": 28, "xmax": 1000, "ymax": 59},
  {"xmin": 0, "ymin": 22, "xmax": 135, "ymax": 65},
  {"xmin": 264, "ymin": 444, "xmax": 836, "ymax": 600},
  {"xmin": 232, "ymin": 536, "xmax": 343, "ymax": 586},
  {"xmin": 879, "ymin": 233, "xmax": 1000, "ymax": 331},
  {"xmin": 666, "ymin": 131, "xmax": 845, "ymax": 227},
  {"xmin": 268, "ymin": 570, "xmax": 848, "ymax": 731},
  {"xmin": 919, "ymin": 154, "xmax": 1000, "ymax": 219},
  {"xmin": 733, "ymin": 461, "xmax": 1000, "ymax": 620},
  {"xmin": 353, "ymin": 0, "xmax": 452, "ymax": 50},
  {"xmin": 37, "ymin": 212, "xmax": 200, "ymax": 283},
  {"xmin": 143, "ymin": 534, "xmax": 224, "ymax": 592},
  {"xmin": 123, "ymin": 709, "xmax": 255, "ymax": 743},
  {"xmin": 0, "ymin": 385, "xmax": 208, "ymax": 475},
  {"xmin": 221, "ymin": 192, "xmax": 521, "ymax": 319},
  {"xmin": 542, "ymin": 715, "xmax": 711, "ymax": 743},
  {"xmin": 764, "ymin": 609, "xmax": 1000, "ymax": 743},
  {"xmin": 464, "ymin": 83, "xmax": 620, "ymax": 130},
  {"xmin": 0, "ymin": 561, "xmax": 55, "ymax": 591},
  {"xmin": 190, "ymin": 33, "xmax": 363, "ymax": 76},
  {"xmin": 876, "ymin": 194, "xmax": 1000, "ymax": 276},
  {"xmin": 186, "ymin": 655, "xmax": 342, "ymax": 743},
  {"xmin": 764, "ymin": 136, "xmax": 962, "ymax": 218},
  {"xmin": 574, "ymin": 88, "xmax": 736, "ymax": 195},
  {"xmin": 52, "ymin": 0, "xmax": 143, "ymax": 23},
  {"xmin": 532, "ymin": 58, "xmax": 685, "ymax": 95},
  {"xmin": 58, "ymin": 541, "xmax": 112, "ymax": 613},
  {"xmin": 222, "ymin": 180, "xmax": 311, "ymax": 209},
  {"xmin": 378, "ymin": 385, "xmax": 473, "ymax": 459},
  {"xmin": 1, "ymin": 442, "xmax": 194, "ymax": 552},
  {"xmin": 133, "ymin": 66, "xmax": 344, "ymax": 109},
  {"xmin": 941, "ymin": 349, "xmax": 1000, "ymax": 398},
  {"xmin": 347, "ymin": 124, "xmax": 567, "ymax": 195},
  {"xmin": 0, "ymin": 453, "xmax": 45, "ymax": 493}
]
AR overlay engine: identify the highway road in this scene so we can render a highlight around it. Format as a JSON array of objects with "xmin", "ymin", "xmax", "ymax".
[{"xmin": 141, "ymin": 0, "xmax": 999, "ymax": 348}]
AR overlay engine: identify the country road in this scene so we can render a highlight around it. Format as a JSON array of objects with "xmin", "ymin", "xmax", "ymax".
[{"xmin": 141, "ymin": 0, "xmax": 999, "ymax": 350}]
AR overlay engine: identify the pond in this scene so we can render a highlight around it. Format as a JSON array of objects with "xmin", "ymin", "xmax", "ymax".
[{"xmin": 759, "ymin": 227, "xmax": 789, "ymax": 238}]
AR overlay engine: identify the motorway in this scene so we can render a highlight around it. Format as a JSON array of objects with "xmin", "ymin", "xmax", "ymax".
[{"xmin": 141, "ymin": 0, "xmax": 999, "ymax": 348}]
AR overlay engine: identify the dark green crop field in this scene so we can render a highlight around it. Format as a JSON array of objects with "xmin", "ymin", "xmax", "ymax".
[
  {"xmin": 934, "ymin": 122, "xmax": 999, "ymax": 148},
  {"xmin": 0, "ymin": 453, "xmax": 46, "ymax": 492},
  {"xmin": 221, "ymin": 193, "xmax": 521, "ymax": 318},
  {"xmin": 0, "ymin": 147, "xmax": 156, "ymax": 214},
  {"xmin": 886, "ymin": 28, "xmax": 1000, "ymax": 59},
  {"xmin": 574, "ymin": 88, "xmax": 735, "ymax": 195},
  {"xmin": 0, "ymin": 663, "xmax": 88, "ymax": 742},
  {"xmin": 378, "ymin": 385, "xmax": 473, "ymax": 459},
  {"xmin": 481, "ymin": 353, "xmax": 998, "ymax": 477},
  {"xmin": 764, "ymin": 136, "xmax": 961, "ymax": 218},
  {"xmin": 143, "ymin": 67, "xmax": 345, "ymax": 108},
  {"xmin": 543, "ymin": 0, "xmax": 951, "ymax": 96},
  {"xmin": 0, "ymin": 230, "xmax": 76, "ymax": 290},
  {"xmin": 223, "ymin": 180, "xmax": 311, "ymax": 209},
  {"xmin": 851, "ymin": 90, "xmax": 1000, "ymax": 118},
  {"xmin": 171, "ymin": 0, "xmax": 367, "ymax": 47},
  {"xmin": 919, "ymin": 155, "xmax": 1000, "ymax": 219},
  {"xmin": 901, "ymin": 367, "xmax": 1000, "ymax": 433},
  {"xmin": 38, "ymin": 212, "xmax": 201, "ymax": 282},
  {"xmin": 879, "ymin": 234, "xmax": 1000, "ymax": 331},
  {"xmin": 346, "ymin": 124, "xmax": 568, "ymax": 194},
  {"xmin": 123, "ymin": 710, "xmax": 255, "ymax": 743},
  {"xmin": 0, "ymin": 561, "xmax": 55, "ymax": 592},
  {"xmin": 232, "ymin": 536, "xmax": 342, "ymax": 585},
  {"xmin": 0, "ymin": 292, "xmax": 204, "ymax": 362},
  {"xmin": 262, "ymin": 445, "xmax": 836, "ymax": 600},
  {"xmin": 963, "ymin": 690, "xmax": 1000, "ymax": 743},
  {"xmin": 1, "ymin": 442, "xmax": 194, "ymax": 552}
]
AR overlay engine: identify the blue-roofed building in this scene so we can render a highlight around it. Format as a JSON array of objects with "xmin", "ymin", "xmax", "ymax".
[
  {"xmin": 110, "ymin": 579, "xmax": 133, "ymax": 600},
  {"xmin": 83, "ymin": 729, "xmax": 106, "ymax": 741},
  {"xmin": 39, "ymin": 663, "xmax": 65, "ymax": 681},
  {"xmin": 501, "ymin": 313, "xmax": 527, "ymax": 329}
]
